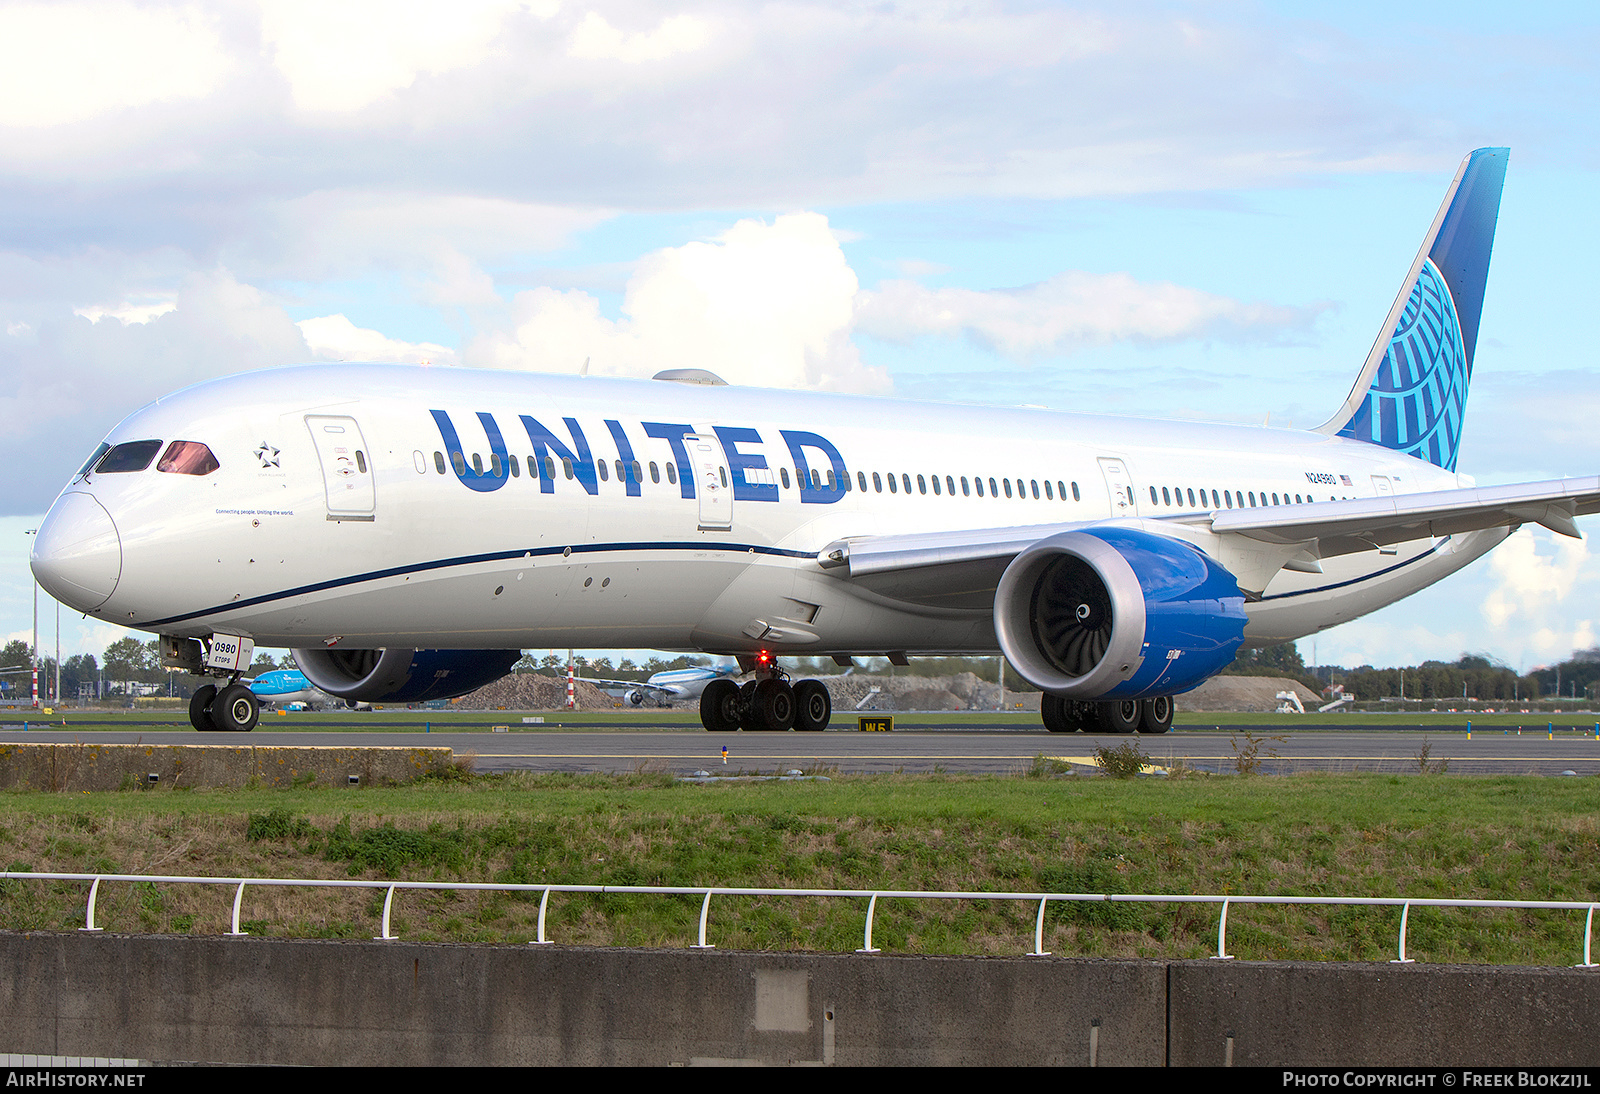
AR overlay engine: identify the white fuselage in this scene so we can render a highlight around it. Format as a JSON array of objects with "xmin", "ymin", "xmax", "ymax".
[{"xmin": 37, "ymin": 364, "xmax": 1506, "ymax": 656}]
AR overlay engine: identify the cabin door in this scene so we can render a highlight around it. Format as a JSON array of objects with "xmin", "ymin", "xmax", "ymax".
[
  {"xmin": 1097, "ymin": 457, "xmax": 1139, "ymax": 517},
  {"xmin": 305, "ymin": 415, "xmax": 376, "ymax": 521},
  {"xmin": 689, "ymin": 434, "xmax": 732, "ymax": 531}
]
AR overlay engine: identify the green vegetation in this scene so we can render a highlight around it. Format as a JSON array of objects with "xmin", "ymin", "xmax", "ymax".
[{"xmin": 0, "ymin": 772, "xmax": 1596, "ymax": 966}]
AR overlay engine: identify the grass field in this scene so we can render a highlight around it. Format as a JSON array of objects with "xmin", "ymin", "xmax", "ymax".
[{"xmin": 1, "ymin": 769, "xmax": 1596, "ymax": 966}]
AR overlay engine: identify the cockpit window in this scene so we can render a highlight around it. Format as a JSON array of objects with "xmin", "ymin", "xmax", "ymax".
[
  {"xmin": 94, "ymin": 439, "xmax": 163, "ymax": 474},
  {"xmin": 157, "ymin": 440, "xmax": 220, "ymax": 476},
  {"xmin": 75, "ymin": 443, "xmax": 111, "ymax": 479}
]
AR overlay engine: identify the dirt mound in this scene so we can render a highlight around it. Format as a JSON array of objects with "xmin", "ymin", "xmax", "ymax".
[
  {"xmin": 1181, "ymin": 676, "xmax": 1320, "ymax": 713},
  {"xmin": 456, "ymin": 673, "xmax": 615, "ymax": 710}
]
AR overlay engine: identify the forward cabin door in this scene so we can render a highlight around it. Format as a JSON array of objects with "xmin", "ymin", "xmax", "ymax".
[
  {"xmin": 1097, "ymin": 457, "xmax": 1139, "ymax": 517},
  {"xmin": 305, "ymin": 415, "xmax": 376, "ymax": 521},
  {"xmin": 689, "ymin": 433, "xmax": 732, "ymax": 531}
]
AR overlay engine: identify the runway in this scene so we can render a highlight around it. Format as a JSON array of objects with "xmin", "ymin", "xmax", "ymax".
[{"xmin": 2, "ymin": 722, "xmax": 1596, "ymax": 776}]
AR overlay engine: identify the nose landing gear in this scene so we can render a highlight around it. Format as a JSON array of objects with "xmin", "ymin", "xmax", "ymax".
[
  {"xmin": 176, "ymin": 633, "xmax": 260, "ymax": 733},
  {"xmin": 187, "ymin": 680, "xmax": 259, "ymax": 732}
]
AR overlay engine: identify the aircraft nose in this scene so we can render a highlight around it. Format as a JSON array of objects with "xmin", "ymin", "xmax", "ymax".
[{"xmin": 30, "ymin": 492, "xmax": 122, "ymax": 612}]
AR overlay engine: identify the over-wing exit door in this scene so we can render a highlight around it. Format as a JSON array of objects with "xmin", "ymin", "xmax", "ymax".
[
  {"xmin": 1097, "ymin": 457, "xmax": 1139, "ymax": 517},
  {"xmin": 305, "ymin": 415, "xmax": 376, "ymax": 521}
]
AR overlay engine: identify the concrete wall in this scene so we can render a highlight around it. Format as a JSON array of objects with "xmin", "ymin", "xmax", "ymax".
[
  {"xmin": 0, "ymin": 932, "xmax": 1595, "ymax": 1066},
  {"xmin": 0, "ymin": 743, "xmax": 456, "ymax": 790}
]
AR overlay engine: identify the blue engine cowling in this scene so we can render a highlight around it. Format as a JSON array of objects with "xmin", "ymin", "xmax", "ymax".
[
  {"xmin": 291, "ymin": 647, "xmax": 521, "ymax": 704},
  {"xmin": 993, "ymin": 527, "xmax": 1247, "ymax": 699}
]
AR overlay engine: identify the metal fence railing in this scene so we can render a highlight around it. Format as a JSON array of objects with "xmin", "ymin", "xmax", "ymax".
[{"xmin": 3, "ymin": 871, "xmax": 1597, "ymax": 967}]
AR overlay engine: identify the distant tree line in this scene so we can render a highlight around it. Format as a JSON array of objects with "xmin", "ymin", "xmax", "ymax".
[{"xmin": 9, "ymin": 636, "xmax": 1600, "ymax": 706}]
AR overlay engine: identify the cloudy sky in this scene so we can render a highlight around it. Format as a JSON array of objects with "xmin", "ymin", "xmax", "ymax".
[{"xmin": 3, "ymin": 0, "xmax": 1599, "ymax": 675}]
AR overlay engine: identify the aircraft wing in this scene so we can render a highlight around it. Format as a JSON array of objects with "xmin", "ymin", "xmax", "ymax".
[
  {"xmin": 1204, "ymin": 475, "xmax": 1600, "ymax": 555},
  {"xmin": 579, "ymin": 677, "xmax": 673, "ymax": 695},
  {"xmin": 817, "ymin": 476, "xmax": 1600, "ymax": 607}
]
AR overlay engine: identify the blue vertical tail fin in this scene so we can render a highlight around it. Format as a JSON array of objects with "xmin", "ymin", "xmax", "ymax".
[{"xmin": 1319, "ymin": 147, "xmax": 1508, "ymax": 471}]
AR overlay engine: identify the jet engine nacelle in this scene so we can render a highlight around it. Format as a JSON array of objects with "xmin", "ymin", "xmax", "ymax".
[
  {"xmin": 994, "ymin": 527, "xmax": 1247, "ymax": 699},
  {"xmin": 291, "ymin": 647, "xmax": 521, "ymax": 704},
  {"xmin": 625, "ymin": 689, "xmax": 648, "ymax": 706}
]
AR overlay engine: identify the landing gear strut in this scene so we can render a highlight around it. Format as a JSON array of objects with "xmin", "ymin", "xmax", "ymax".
[{"xmin": 697, "ymin": 653, "xmax": 831, "ymax": 732}]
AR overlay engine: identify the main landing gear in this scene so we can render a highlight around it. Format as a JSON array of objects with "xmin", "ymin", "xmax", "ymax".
[
  {"xmin": 1041, "ymin": 694, "xmax": 1173, "ymax": 734},
  {"xmin": 188, "ymin": 681, "xmax": 259, "ymax": 732},
  {"xmin": 699, "ymin": 658, "xmax": 832, "ymax": 732}
]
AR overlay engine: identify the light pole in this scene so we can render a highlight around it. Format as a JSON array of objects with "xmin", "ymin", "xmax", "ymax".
[{"xmin": 25, "ymin": 529, "xmax": 37, "ymax": 708}]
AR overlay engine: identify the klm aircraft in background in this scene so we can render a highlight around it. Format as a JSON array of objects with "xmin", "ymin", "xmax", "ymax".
[
  {"xmin": 246, "ymin": 668, "xmax": 333, "ymax": 710},
  {"xmin": 585, "ymin": 663, "xmax": 744, "ymax": 707},
  {"xmin": 32, "ymin": 149, "xmax": 1599, "ymax": 735}
]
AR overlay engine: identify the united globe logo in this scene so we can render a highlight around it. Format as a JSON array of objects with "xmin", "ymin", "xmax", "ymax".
[{"xmin": 1337, "ymin": 258, "xmax": 1469, "ymax": 470}]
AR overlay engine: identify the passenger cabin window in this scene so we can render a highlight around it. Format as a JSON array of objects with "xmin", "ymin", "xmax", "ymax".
[
  {"xmin": 1070, "ymin": 482, "xmax": 1080, "ymax": 501},
  {"xmin": 781, "ymin": 467, "xmax": 791, "ymax": 489},
  {"xmin": 156, "ymin": 440, "xmax": 220, "ymax": 476},
  {"xmin": 95, "ymin": 439, "xmax": 164, "ymax": 474},
  {"xmin": 434, "ymin": 451, "xmax": 446, "ymax": 474},
  {"xmin": 451, "ymin": 452, "xmax": 467, "ymax": 476},
  {"xmin": 650, "ymin": 461, "xmax": 660, "ymax": 483},
  {"xmin": 858, "ymin": 471, "xmax": 868, "ymax": 492},
  {"xmin": 873, "ymin": 472, "xmax": 883, "ymax": 492},
  {"xmin": 666, "ymin": 463, "xmax": 677, "ymax": 485}
]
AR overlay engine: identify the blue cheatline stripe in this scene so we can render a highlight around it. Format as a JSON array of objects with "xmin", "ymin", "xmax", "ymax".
[
  {"xmin": 1257, "ymin": 538, "xmax": 1449, "ymax": 602},
  {"xmin": 140, "ymin": 540, "xmax": 819, "ymax": 628},
  {"xmin": 144, "ymin": 526, "xmax": 1452, "ymax": 634}
]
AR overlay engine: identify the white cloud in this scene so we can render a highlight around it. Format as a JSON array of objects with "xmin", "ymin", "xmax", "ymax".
[
  {"xmin": 260, "ymin": 0, "xmax": 537, "ymax": 113},
  {"xmin": 855, "ymin": 272, "xmax": 1323, "ymax": 356},
  {"xmin": 0, "ymin": 3, "xmax": 231, "ymax": 127},
  {"xmin": 1481, "ymin": 528, "xmax": 1595, "ymax": 660},
  {"xmin": 72, "ymin": 300, "xmax": 178, "ymax": 325},
  {"xmin": 245, "ymin": 190, "xmax": 614, "ymax": 278},
  {"xmin": 1, "ymin": 269, "xmax": 309, "ymax": 514},
  {"xmin": 567, "ymin": 11, "xmax": 711, "ymax": 63},
  {"xmin": 298, "ymin": 314, "xmax": 456, "ymax": 365},
  {"xmin": 468, "ymin": 212, "xmax": 890, "ymax": 392}
]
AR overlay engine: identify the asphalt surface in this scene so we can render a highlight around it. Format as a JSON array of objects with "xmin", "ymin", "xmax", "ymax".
[{"xmin": 2, "ymin": 721, "xmax": 1597, "ymax": 776}]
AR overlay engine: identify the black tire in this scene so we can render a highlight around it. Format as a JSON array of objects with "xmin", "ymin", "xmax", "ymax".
[
  {"xmin": 1138, "ymin": 696, "xmax": 1174, "ymax": 734},
  {"xmin": 188, "ymin": 684, "xmax": 217, "ymax": 732},
  {"xmin": 1041, "ymin": 694, "xmax": 1075, "ymax": 733},
  {"xmin": 211, "ymin": 683, "xmax": 259, "ymax": 732},
  {"xmin": 793, "ymin": 679, "xmax": 831, "ymax": 731},
  {"xmin": 1099, "ymin": 699, "xmax": 1140, "ymax": 734},
  {"xmin": 700, "ymin": 679, "xmax": 740, "ymax": 731},
  {"xmin": 752, "ymin": 679, "xmax": 795, "ymax": 731}
]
